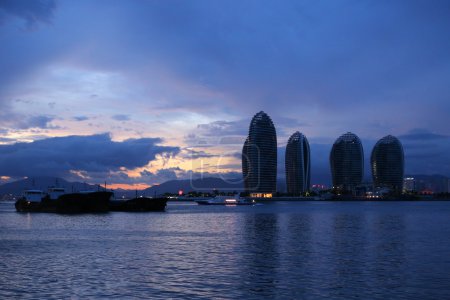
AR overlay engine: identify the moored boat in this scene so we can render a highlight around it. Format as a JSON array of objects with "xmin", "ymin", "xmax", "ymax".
[
  {"xmin": 15, "ymin": 189, "xmax": 52, "ymax": 212},
  {"xmin": 56, "ymin": 191, "xmax": 113, "ymax": 214},
  {"xmin": 15, "ymin": 188, "xmax": 113, "ymax": 214},
  {"xmin": 195, "ymin": 195, "xmax": 255, "ymax": 205}
]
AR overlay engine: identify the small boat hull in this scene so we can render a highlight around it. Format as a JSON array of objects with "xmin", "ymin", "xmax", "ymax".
[
  {"xmin": 15, "ymin": 191, "xmax": 113, "ymax": 214},
  {"xmin": 195, "ymin": 199, "xmax": 254, "ymax": 205},
  {"xmin": 56, "ymin": 191, "xmax": 112, "ymax": 213},
  {"xmin": 15, "ymin": 198, "xmax": 56, "ymax": 213},
  {"xmin": 109, "ymin": 197, "xmax": 167, "ymax": 212}
]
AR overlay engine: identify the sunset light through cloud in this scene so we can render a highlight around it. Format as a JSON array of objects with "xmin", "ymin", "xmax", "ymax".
[{"xmin": 0, "ymin": 0, "xmax": 449, "ymax": 189}]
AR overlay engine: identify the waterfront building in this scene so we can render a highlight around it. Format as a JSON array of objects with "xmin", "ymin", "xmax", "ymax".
[
  {"xmin": 310, "ymin": 184, "xmax": 327, "ymax": 193},
  {"xmin": 330, "ymin": 132, "xmax": 364, "ymax": 192},
  {"xmin": 242, "ymin": 137, "xmax": 250, "ymax": 192},
  {"xmin": 371, "ymin": 135, "xmax": 404, "ymax": 193},
  {"xmin": 242, "ymin": 111, "xmax": 277, "ymax": 196},
  {"xmin": 403, "ymin": 177, "xmax": 416, "ymax": 193},
  {"xmin": 285, "ymin": 132, "xmax": 310, "ymax": 195}
]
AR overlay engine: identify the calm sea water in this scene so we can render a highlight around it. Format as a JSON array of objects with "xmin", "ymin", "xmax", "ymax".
[{"xmin": 1, "ymin": 200, "xmax": 450, "ymax": 299}]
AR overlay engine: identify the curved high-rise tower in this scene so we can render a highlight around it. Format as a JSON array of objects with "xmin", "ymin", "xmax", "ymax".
[
  {"xmin": 285, "ymin": 132, "xmax": 310, "ymax": 195},
  {"xmin": 330, "ymin": 132, "xmax": 364, "ymax": 191},
  {"xmin": 242, "ymin": 111, "xmax": 277, "ymax": 194},
  {"xmin": 242, "ymin": 137, "xmax": 250, "ymax": 192},
  {"xmin": 371, "ymin": 135, "xmax": 404, "ymax": 193}
]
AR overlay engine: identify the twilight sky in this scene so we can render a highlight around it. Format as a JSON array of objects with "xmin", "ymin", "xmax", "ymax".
[{"xmin": 0, "ymin": 0, "xmax": 449, "ymax": 189}]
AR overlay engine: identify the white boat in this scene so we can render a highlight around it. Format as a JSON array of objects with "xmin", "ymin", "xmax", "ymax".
[
  {"xmin": 15, "ymin": 186, "xmax": 113, "ymax": 213},
  {"xmin": 19, "ymin": 187, "xmax": 66, "ymax": 203},
  {"xmin": 15, "ymin": 189, "xmax": 48, "ymax": 212},
  {"xmin": 21, "ymin": 189, "xmax": 46, "ymax": 203},
  {"xmin": 195, "ymin": 195, "xmax": 255, "ymax": 205},
  {"xmin": 47, "ymin": 187, "xmax": 66, "ymax": 200}
]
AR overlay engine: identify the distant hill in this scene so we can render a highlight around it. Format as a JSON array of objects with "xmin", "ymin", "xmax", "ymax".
[
  {"xmin": 6, "ymin": 174, "xmax": 446, "ymax": 198},
  {"xmin": 0, "ymin": 176, "xmax": 244, "ymax": 199},
  {"xmin": 0, "ymin": 177, "xmax": 105, "ymax": 199},
  {"xmin": 141, "ymin": 177, "xmax": 244, "ymax": 196},
  {"xmin": 405, "ymin": 174, "xmax": 449, "ymax": 193}
]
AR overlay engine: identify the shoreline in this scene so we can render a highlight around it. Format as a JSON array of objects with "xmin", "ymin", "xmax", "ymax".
[{"xmin": 167, "ymin": 197, "xmax": 450, "ymax": 202}]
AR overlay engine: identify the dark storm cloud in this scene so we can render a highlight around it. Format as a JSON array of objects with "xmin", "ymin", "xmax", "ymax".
[
  {"xmin": 2, "ymin": 0, "xmax": 450, "ymax": 119},
  {"xmin": 99, "ymin": 0, "xmax": 450, "ymax": 116},
  {"xmin": 0, "ymin": 0, "xmax": 56, "ymax": 28},
  {"xmin": 0, "ymin": 133, "xmax": 180, "ymax": 178}
]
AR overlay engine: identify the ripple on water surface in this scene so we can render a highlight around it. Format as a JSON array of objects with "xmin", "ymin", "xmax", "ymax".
[{"xmin": 1, "ymin": 201, "xmax": 450, "ymax": 299}]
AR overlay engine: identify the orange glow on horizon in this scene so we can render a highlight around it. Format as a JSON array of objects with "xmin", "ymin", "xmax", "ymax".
[{"xmin": 108, "ymin": 183, "xmax": 152, "ymax": 190}]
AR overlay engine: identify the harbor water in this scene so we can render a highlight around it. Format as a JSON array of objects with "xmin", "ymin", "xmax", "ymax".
[{"xmin": 1, "ymin": 201, "xmax": 450, "ymax": 299}]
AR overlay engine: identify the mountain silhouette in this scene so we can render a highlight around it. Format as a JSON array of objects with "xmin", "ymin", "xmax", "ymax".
[{"xmin": 0, "ymin": 176, "xmax": 244, "ymax": 199}]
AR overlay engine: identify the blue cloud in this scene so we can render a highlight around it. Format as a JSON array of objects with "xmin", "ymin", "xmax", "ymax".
[
  {"xmin": 0, "ymin": 110, "xmax": 57, "ymax": 130},
  {"xmin": 399, "ymin": 129, "xmax": 449, "ymax": 141},
  {"xmin": 73, "ymin": 116, "xmax": 89, "ymax": 121},
  {"xmin": 0, "ymin": 0, "xmax": 449, "ymax": 181},
  {"xmin": 0, "ymin": 133, "xmax": 180, "ymax": 180},
  {"xmin": 0, "ymin": 0, "xmax": 56, "ymax": 29},
  {"xmin": 112, "ymin": 114, "xmax": 130, "ymax": 121},
  {"xmin": 17, "ymin": 115, "xmax": 58, "ymax": 129}
]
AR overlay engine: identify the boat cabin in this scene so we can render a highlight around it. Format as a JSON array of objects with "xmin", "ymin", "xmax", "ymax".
[
  {"xmin": 22, "ymin": 190, "xmax": 45, "ymax": 202},
  {"xmin": 47, "ymin": 187, "xmax": 66, "ymax": 200}
]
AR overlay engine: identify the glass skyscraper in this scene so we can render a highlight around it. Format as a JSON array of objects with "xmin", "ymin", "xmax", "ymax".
[
  {"xmin": 242, "ymin": 137, "xmax": 250, "ymax": 192},
  {"xmin": 330, "ymin": 132, "xmax": 364, "ymax": 192},
  {"xmin": 371, "ymin": 135, "xmax": 404, "ymax": 193},
  {"xmin": 285, "ymin": 132, "xmax": 310, "ymax": 195},
  {"xmin": 242, "ymin": 111, "xmax": 277, "ymax": 194}
]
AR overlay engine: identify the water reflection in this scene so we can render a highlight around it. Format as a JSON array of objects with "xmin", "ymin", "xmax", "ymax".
[
  {"xmin": 238, "ymin": 213, "xmax": 279, "ymax": 298},
  {"xmin": 329, "ymin": 214, "xmax": 368, "ymax": 298},
  {"xmin": 372, "ymin": 214, "xmax": 406, "ymax": 297},
  {"xmin": 280, "ymin": 213, "xmax": 312, "ymax": 298},
  {"xmin": 2, "ymin": 202, "xmax": 450, "ymax": 299}
]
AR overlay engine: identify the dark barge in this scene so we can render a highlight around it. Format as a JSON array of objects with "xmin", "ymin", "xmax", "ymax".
[
  {"xmin": 109, "ymin": 197, "xmax": 167, "ymax": 212},
  {"xmin": 15, "ymin": 191, "xmax": 113, "ymax": 214}
]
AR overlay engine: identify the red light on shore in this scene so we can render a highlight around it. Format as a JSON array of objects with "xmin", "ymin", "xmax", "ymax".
[{"xmin": 178, "ymin": 190, "xmax": 183, "ymax": 196}]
